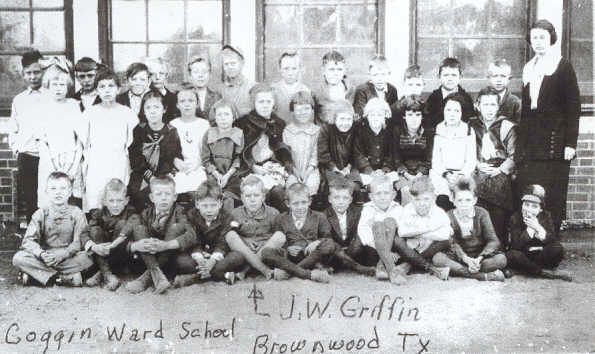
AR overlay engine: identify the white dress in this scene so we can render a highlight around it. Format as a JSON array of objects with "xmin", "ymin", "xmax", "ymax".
[
  {"xmin": 37, "ymin": 98, "xmax": 84, "ymax": 207},
  {"xmin": 81, "ymin": 103, "xmax": 138, "ymax": 212},
  {"xmin": 170, "ymin": 117, "xmax": 210, "ymax": 194}
]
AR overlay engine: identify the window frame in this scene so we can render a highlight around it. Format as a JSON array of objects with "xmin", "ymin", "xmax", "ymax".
[
  {"xmin": 98, "ymin": 0, "xmax": 231, "ymax": 80},
  {"xmin": 0, "ymin": 0, "xmax": 74, "ymax": 116},
  {"xmin": 255, "ymin": 0, "xmax": 386, "ymax": 83},
  {"xmin": 408, "ymin": 0, "xmax": 537, "ymax": 95}
]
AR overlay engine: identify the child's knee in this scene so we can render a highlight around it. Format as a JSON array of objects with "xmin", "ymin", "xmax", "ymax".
[
  {"xmin": 431, "ymin": 252, "xmax": 449, "ymax": 266},
  {"xmin": 260, "ymin": 247, "xmax": 278, "ymax": 263},
  {"xmin": 12, "ymin": 251, "xmax": 31, "ymax": 268},
  {"xmin": 317, "ymin": 238, "xmax": 337, "ymax": 255},
  {"xmin": 225, "ymin": 231, "xmax": 241, "ymax": 244},
  {"xmin": 488, "ymin": 254, "xmax": 508, "ymax": 270},
  {"xmin": 89, "ymin": 226, "xmax": 106, "ymax": 242},
  {"xmin": 167, "ymin": 223, "xmax": 185, "ymax": 237}
]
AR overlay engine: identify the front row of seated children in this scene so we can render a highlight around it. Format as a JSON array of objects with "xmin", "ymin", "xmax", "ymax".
[{"xmin": 13, "ymin": 170, "xmax": 571, "ymax": 293}]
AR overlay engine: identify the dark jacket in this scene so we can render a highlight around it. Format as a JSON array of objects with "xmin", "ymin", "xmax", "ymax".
[
  {"xmin": 518, "ymin": 58, "xmax": 580, "ymax": 161},
  {"xmin": 128, "ymin": 123, "xmax": 183, "ymax": 193},
  {"xmin": 468, "ymin": 115, "xmax": 517, "ymax": 175},
  {"xmin": 196, "ymin": 87, "xmax": 222, "ymax": 124},
  {"xmin": 424, "ymin": 85, "xmax": 475, "ymax": 131},
  {"xmin": 152, "ymin": 86, "xmax": 179, "ymax": 123},
  {"xmin": 353, "ymin": 119, "xmax": 401, "ymax": 173},
  {"xmin": 507, "ymin": 210, "xmax": 557, "ymax": 253},
  {"xmin": 353, "ymin": 82, "xmax": 399, "ymax": 119},
  {"xmin": 83, "ymin": 205, "xmax": 139, "ymax": 246},
  {"xmin": 72, "ymin": 89, "xmax": 101, "ymax": 112},
  {"xmin": 393, "ymin": 120, "xmax": 432, "ymax": 175},
  {"xmin": 187, "ymin": 208, "xmax": 235, "ymax": 255},
  {"xmin": 234, "ymin": 110, "xmax": 293, "ymax": 176},
  {"xmin": 272, "ymin": 210, "xmax": 331, "ymax": 248},
  {"xmin": 138, "ymin": 203, "xmax": 197, "ymax": 251},
  {"xmin": 448, "ymin": 206, "xmax": 501, "ymax": 259},
  {"xmin": 317, "ymin": 123, "xmax": 355, "ymax": 172},
  {"xmin": 497, "ymin": 89, "xmax": 521, "ymax": 124},
  {"xmin": 323, "ymin": 205, "xmax": 362, "ymax": 248}
]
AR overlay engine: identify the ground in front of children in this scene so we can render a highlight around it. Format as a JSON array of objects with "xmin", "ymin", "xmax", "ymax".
[{"xmin": 0, "ymin": 229, "xmax": 592, "ymax": 354}]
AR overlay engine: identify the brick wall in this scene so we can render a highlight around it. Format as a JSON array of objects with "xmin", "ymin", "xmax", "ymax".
[{"xmin": 0, "ymin": 131, "xmax": 593, "ymax": 227}]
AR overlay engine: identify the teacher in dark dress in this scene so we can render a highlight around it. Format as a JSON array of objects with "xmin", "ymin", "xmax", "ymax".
[{"xmin": 517, "ymin": 19, "xmax": 581, "ymax": 232}]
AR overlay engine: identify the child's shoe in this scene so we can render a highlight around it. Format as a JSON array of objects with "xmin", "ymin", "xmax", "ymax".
[
  {"xmin": 395, "ymin": 262, "xmax": 412, "ymax": 275},
  {"xmin": 19, "ymin": 272, "xmax": 30, "ymax": 286},
  {"xmin": 502, "ymin": 268, "xmax": 515, "ymax": 278},
  {"xmin": 388, "ymin": 268, "xmax": 407, "ymax": 285},
  {"xmin": 126, "ymin": 270, "xmax": 152, "ymax": 293},
  {"xmin": 375, "ymin": 261, "xmax": 389, "ymax": 280},
  {"xmin": 59, "ymin": 272, "xmax": 83, "ymax": 287},
  {"xmin": 310, "ymin": 269, "xmax": 330, "ymax": 283},
  {"xmin": 149, "ymin": 267, "xmax": 171, "ymax": 294},
  {"xmin": 273, "ymin": 268, "xmax": 290, "ymax": 281},
  {"xmin": 173, "ymin": 273, "xmax": 199, "ymax": 288},
  {"xmin": 103, "ymin": 272, "xmax": 121, "ymax": 291},
  {"xmin": 224, "ymin": 272, "xmax": 236, "ymax": 285},
  {"xmin": 540, "ymin": 269, "xmax": 573, "ymax": 282},
  {"xmin": 85, "ymin": 271, "xmax": 102, "ymax": 287},
  {"xmin": 482, "ymin": 270, "xmax": 505, "ymax": 282},
  {"xmin": 429, "ymin": 266, "xmax": 450, "ymax": 281}
]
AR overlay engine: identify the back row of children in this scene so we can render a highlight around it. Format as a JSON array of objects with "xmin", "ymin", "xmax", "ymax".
[{"xmin": 10, "ymin": 46, "xmax": 571, "ymax": 292}]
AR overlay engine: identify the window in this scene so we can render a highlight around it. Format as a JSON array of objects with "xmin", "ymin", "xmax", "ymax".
[
  {"xmin": 258, "ymin": 0, "xmax": 382, "ymax": 87},
  {"xmin": 564, "ymin": 0, "xmax": 593, "ymax": 102},
  {"xmin": 103, "ymin": 0, "xmax": 229, "ymax": 85},
  {"xmin": 412, "ymin": 0, "xmax": 532, "ymax": 93},
  {"xmin": 0, "ymin": 0, "xmax": 73, "ymax": 113}
]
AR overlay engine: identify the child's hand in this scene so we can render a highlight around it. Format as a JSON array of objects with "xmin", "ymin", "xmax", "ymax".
[
  {"xmin": 524, "ymin": 217, "xmax": 545, "ymax": 240},
  {"xmin": 150, "ymin": 239, "xmax": 171, "ymax": 253},
  {"xmin": 304, "ymin": 240, "xmax": 321, "ymax": 256},
  {"xmin": 220, "ymin": 173, "xmax": 231, "ymax": 188},
  {"xmin": 287, "ymin": 245, "xmax": 303, "ymax": 257},
  {"xmin": 40, "ymin": 251, "xmax": 56, "ymax": 265},
  {"xmin": 92, "ymin": 243, "xmax": 111, "ymax": 257},
  {"xmin": 131, "ymin": 239, "xmax": 154, "ymax": 253},
  {"xmin": 46, "ymin": 249, "xmax": 69, "ymax": 266}
]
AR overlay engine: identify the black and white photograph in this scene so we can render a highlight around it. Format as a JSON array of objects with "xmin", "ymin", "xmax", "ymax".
[{"xmin": 0, "ymin": 0, "xmax": 593, "ymax": 352}]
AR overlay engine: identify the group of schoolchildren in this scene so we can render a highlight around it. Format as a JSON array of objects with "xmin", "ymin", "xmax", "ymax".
[{"xmin": 9, "ymin": 45, "xmax": 572, "ymax": 294}]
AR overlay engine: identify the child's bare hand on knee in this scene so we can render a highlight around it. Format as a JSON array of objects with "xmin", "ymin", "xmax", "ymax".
[
  {"xmin": 40, "ymin": 251, "xmax": 56, "ymax": 265},
  {"xmin": 131, "ymin": 239, "xmax": 154, "ymax": 253},
  {"xmin": 45, "ymin": 249, "xmax": 68, "ymax": 266},
  {"xmin": 287, "ymin": 245, "xmax": 303, "ymax": 257},
  {"xmin": 91, "ymin": 243, "xmax": 111, "ymax": 257},
  {"xmin": 304, "ymin": 240, "xmax": 321, "ymax": 255}
]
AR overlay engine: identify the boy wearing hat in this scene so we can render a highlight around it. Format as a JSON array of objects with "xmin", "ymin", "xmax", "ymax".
[
  {"xmin": 9, "ymin": 50, "xmax": 46, "ymax": 228},
  {"xmin": 73, "ymin": 57, "xmax": 101, "ymax": 111},
  {"xmin": 505, "ymin": 185, "xmax": 572, "ymax": 281},
  {"xmin": 217, "ymin": 45, "xmax": 255, "ymax": 117}
]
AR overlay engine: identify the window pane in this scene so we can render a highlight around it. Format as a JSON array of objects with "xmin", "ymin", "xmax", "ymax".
[
  {"xmin": 32, "ymin": 0, "xmax": 64, "ymax": 7},
  {"xmin": 571, "ymin": 0, "xmax": 593, "ymax": 39},
  {"xmin": 417, "ymin": 0, "xmax": 450, "ymax": 35},
  {"xmin": 339, "ymin": 4, "xmax": 376, "ymax": 44},
  {"xmin": 303, "ymin": 6, "xmax": 337, "ymax": 44},
  {"xmin": 453, "ymin": 38, "xmax": 525, "ymax": 78},
  {"xmin": 451, "ymin": 0, "xmax": 490, "ymax": 35},
  {"xmin": 148, "ymin": 43, "xmax": 186, "ymax": 83},
  {"xmin": 0, "ymin": 12, "xmax": 30, "ymax": 51},
  {"xmin": 112, "ymin": 43, "xmax": 146, "ymax": 74},
  {"xmin": 187, "ymin": 0, "xmax": 222, "ymax": 41},
  {"xmin": 32, "ymin": 11, "xmax": 65, "ymax": 51},
  {"xmin": 189, "ymin": 43, "xmax": 222, "ymax": 87},
  {"xmin": 491, "ymin": 0, "xmax": 526, "ymax": 35},
  {"xmin": 111, "ymin": 0, "xmax": 146, "ymax": 41},
  {"xmin": 0, "ymin": 55, "xmax": 26, "ymax": 107},
  {"xmin": 1, "ymin": 0, "xmax": 29, "ymax": 7},
  {"xmin": 417, "ymin": 38, "xmax": 449, "ymax": 78},
  {"xmin": 571, "ymin": 41, "xmax": 593, "ymax": 83},
  {"xmin": 264, "ymin": 5, "xmax": 299, "ymax": 45},
  {"xmin": 148, "ymin": 0, "xmax": 184, "ymax": 41}
]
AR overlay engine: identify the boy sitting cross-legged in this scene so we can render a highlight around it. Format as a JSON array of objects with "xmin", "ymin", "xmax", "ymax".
[
  {"xmin": 260, "ymin": 183, "xmax": 335, "ymax": 283},
  {"xmin": 13, "ymin": 172, "xmax": 93, "ymax": 287},
  {"xmin": 83, "ymin": 178, "xmax": 141, "ymax": 290},
  {"xmin": 125, "ymin": 176, "xmax": 197, "ymax": 294}
]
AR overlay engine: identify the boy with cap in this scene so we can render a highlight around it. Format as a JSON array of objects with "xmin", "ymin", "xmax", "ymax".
[
  {"xmin": 217, "ymin": 45, "xmax": 255, "ymax": 117},
  {"xmin": 73, "ymin": 57, "xmax": 101, "ymax": 111},
  {"xmin": 9, "ymin": 50, "xmax": 46, "ymax": 228}
]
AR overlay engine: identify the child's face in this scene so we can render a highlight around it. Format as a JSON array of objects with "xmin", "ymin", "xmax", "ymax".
[
  {"xmin": 403, "ymin": 77, "xmax": 424, "ymax": 96},
  {"xmin": 323, "ymin": 61, "xmax": 345, "ymax": 85},
  {"xmin": 488, "ymin": 66, "xmax": 510, "ymax": 93},
  {"xmin": 521, "ymin": 200, "xmax": 542, "ymax": 219},
  {"xmin": 254, "ymin": 91, "xmax": 275, "ymax": 118},
  {"xmin": 96, "ymin": 79, "xmax": 119, "ymax": 103},
  {"xmin": 76, "ymin": 70, "xmax": 96, "ymax": 92},
  {"xmin": 280, "ymin": 56, "xmax": 300, "ymax": 84},
  {"xmin": 369, "ymin": 182, "xmax": 395, "ymax": 211},
  {"xmin": 453, "ymin": 190, "xmax": 476, "ymax": 214},
  {"xmin": 48, "ymin": 77, "xmax": 68, "ymax": 100},
  {"xmin": 149, "ymin": 64, "xmax": 168, "ymax": 89},
  {"xmin": 366, "ymin": 109, "xmax": 386, "ymax": 131},
  {"xmin": 369, "ymin": 65, "xmax": 389, "ymax": 91},
  {"xmin": 128, "ymin": 70, "xmax": 150, "ymax": 95},
  {"xmin": 150, "ymin": 184, "xmax": 176, "ymax": 213},
  {"xmin": 335, "ymin": 112, "xmax": 354, "ymax": 132},
  {"xmin": 196, "ymin": 197, "xmax": 222, "ymax": 222},
  {"xmin": 439, "ymin": 67, "xmax": 461, "ymax": 91},
  {"xmin": 189, "ymin": 61, "xmax": 210, "ymax": 88},
  {"xmin": 329, "ymin": 188, "xmax": 352, "ymax": 215},
  {"xmin": 222, "ymin": 54, "xmax": 243, "ymax": 79},
  {"xmin": 478, "ymin": 95, "xmax": 499, "ymax": 122},
  {"xmin": 530, "ymin": 28, "xmax": 551, "ymax": 56},
  {"xmin": 104, "ymin": 190, "xmax": 128, "ymax": 216},
  {"xmin": 46, "ymin": 177, "xmax": 71, "ymax": 206},
  {"xmin": 443, "ymin": 100, "xmax": 462, "ymax": 126},
  {"xmin": 287, "ymin": 193, "xmax": 310, "ymax": 219},
  {"xmin": 215, "ymin": 106, "xmax": 234, "ymax": 130},
  {"xmin": 293, "ymin": 103, "xmax": 314, "ymax": 125},
  {"xmin": 411, "ymin": 191, "xmax": 435, "ymax": 216},
  {"xmin": 144, "ymin": 97, "xmax": 165, "ymax": 126},
  {"xmin": 404, "ymin": 110, "xmax": 423, "ymax": 131},
  {"xmin": 22, "ymin": 63, "xmax": 43, "ymax": 89},
  {"xmin": 241, "ymin": 184, "xmax": 266, "ymax": 213},
  {"xmin": 177, "ymin": 90, "xmax": 198, "ymax": 117}
]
